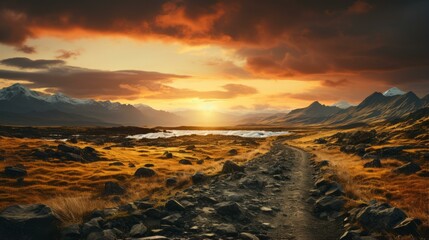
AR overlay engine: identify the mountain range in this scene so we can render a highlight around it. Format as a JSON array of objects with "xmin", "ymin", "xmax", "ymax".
[
  {"xmin": 0, "ymin": 84, "xmax": 181, "ymax": 126},
  {"xmin": 0, "ymin": 84, "xmax": 427, "ymax": 127},
  {"xmin": 241, "ymin": 87, "xmax": 429, "ymax": 126}
]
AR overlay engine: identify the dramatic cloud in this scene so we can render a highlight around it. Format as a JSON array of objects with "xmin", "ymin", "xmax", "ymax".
[
  {"xmin": 0, "ymin": 58, "xmax": 257, "ymax": 100},
  {"xmin": 0, "ymin": 0, "xmax": 427, "ymax": 97},
  {"xmin": 56, "ymin": 49, "xmax": 80, "ymax": 59},
  {"xmin": 14, "ymin": 44, "xmax": 36, "ymax": 54},
  {"xmin": 0, "ymin": 57, "xmax": 65, "ymax": 69}
]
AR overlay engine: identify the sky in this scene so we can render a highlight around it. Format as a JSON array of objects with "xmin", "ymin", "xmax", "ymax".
[{"xmin": 0, "ymin": 0, "xmax": 428, "ymax": 112}]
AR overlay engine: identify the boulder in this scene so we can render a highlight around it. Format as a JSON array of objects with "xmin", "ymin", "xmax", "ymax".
[
  {"xmin": 0, "ymin": 204, "xmax": 61, "ymax": 240},
  {"xmin": 82, "ymin": 217, "xmax": 103, "ymax": 237},
  {"xmin": 163, "ymin": 151, "xmax": 173, "ymax": 158},
  {"xmin": 57, "ymin": 144, "xmax": 81, "ymax": 154},
  {"xmin": 214, "ymin": 201, "xmax": 242, "ymax": 217},
  {"xmin": 161, "ymin": 213, "xmax": 183, "ymax": 226},
  {"xmin": 213, "ymin": 223, "xmax": 237, "ymax": 236},
  {"xmin": 222, "ymin": 160, "xmax": 245, "ymax": 174},
  {"xmin": 356, "ymin": 202, "xmax": 407, "ymax": 231},
  {"xmin": 60, "ymin": 224, "xmax": 81, "ymax": 240},
  {"xmin": 393, "ymin": 162, "xmax": 421, "ymax": 175},
  {"xmin": 196, "ymin": 159, "xmax": 204, "ymax": 165},
  {"xmin": 191, "ymin": 172, "xmax": 206, "ymax": 184},
  {"xmin": 134, "ymin": 167, "xmax": 156, "ymax": 177},
  {"xmin": 314, "ymin": 196, "xmax": 345, "ymax": 213},
  {"xmin": 129, "ymin": 223, "xmax": 148, "ymax": 237},
  {"xmin": 392, "ymin": 217, "xmax": 422, "ymax": 236},
  {"xmin": 179, "ymin": 159, "xmax": 192, "ymax": 165},
  {"xmin": 166, "ymin": 178, "xmax": 177, "ymax": 187},
  {"xmin": 165, "ymin": 200, "xmax": 185, "ymax": 212},
  {"xmin": 228, "ymin": 149, "xmax": 238, "ymax": 156},
  {"xmin": 239, "ymin": 176, "xmax": 265, "ymax": 190},
  {"xmin": 103, "ymin": 181, "xmax": 125, "ymax": 195},
  {"xmin": 4, "ymin": 165, "xmax": 27, "ymax": 177},
  {"xmin": 363, "ymin": 158, "xmax": 382, "ymax": 168}
]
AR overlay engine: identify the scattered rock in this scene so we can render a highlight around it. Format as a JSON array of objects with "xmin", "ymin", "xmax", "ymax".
[
  {"xmin": 60, "ymin": 224, "xmax": 81, "ymax": 240},
  {"xmin": 166, "ymin": 178, "xmax": 177, "ymax": 187},
  {"xmin": 228, "ymin": 149, "xmax": 238, "ymax": 156},
  {"xmin": 163, "ymin": 151, "xmax": 173, "ymax": 158},
  {"xmin": 240, "ymin": 232, "xmax": 260, "ymax": 240},
  {"xmin": 165, "ymin": 199, "xmax": 185, "ymax": 212},
  {"xmin": 215, "ymin": 201, "xmax": 242, "ymax": 217},
  {"xmin": 196, "ymin": 159, "xmax": 204, "ymax": 164},
  {"xmin": 239, "ymin": 176, "xmax": 265, "ymax": 190},
  {"xmin": 0, "ymin": 204, "xmax": 60, "ymax": 240},
  {"xmin": 363, "ymin": 158, "xmax": 382, "ymax": 168},
  {"xmin": 57, "ymin": 143, "xmax": 81, "ymax": 154},
  {"xmin": 134, "ymin": 167, "xmax": 156, "ymax": 177},
  {"xmin": 103, "ymin": 181, "xmax": 125, "ymax": 195},
  {"xmin": 417, "ymin": 170, "xmax": 429, "ymax": 177},
  {"xmin": 191, "ymin": 172, "xmax": 206, "ymax": 184},
  {"xmin": 129, "ymin": 223, "xmax": 148, "ymax": 237},
  {"xmin": 314, "ymin": 196, "xmax": 345, "ymax": 213},
  {"xmin": 161, "ymin": 213, "xmax": 182, "ymax": 226},
  {"xmin": 314, "ymin": 138, "xmax": 328, "ymax": 144},
  {"xmin": 393, "ymin": 162, "xmax": 421, "ymax": 175},
  {"xmin": 179, "ymin": 159, "xmax": 192, "ymax": 165},
  {"xmin": 128, "ymin": 163, "xmax": 136, "ymax": 168},
  {"xmin": 4, "ymin": 165, "xmax": 27, "ymax": 178},
  {"xmin": 222, "ymin": 160, "xmax": 245, "ymax": 174},
  {"xmin": 392, "ymin": 217, "xmax": 422, "ymax": 236},
  {"xmin": 186, "ymin": 145, "xmax": 196, "ymax": 150},
  {"xmin": 213, "ymin": 223, "xmax": 237, "ymax": 236},
  {"xmin": 356, "ymin": 202, "xmax": 407, "ymax": 231}
]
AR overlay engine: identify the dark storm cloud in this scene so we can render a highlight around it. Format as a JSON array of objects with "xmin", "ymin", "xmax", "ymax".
[
  {"xmin": 1, "ymin": 57, "xmax": 65, "ymax": 69},
  {"xmin": 0, "ymin": 0, "xmax": 428, "ymax": 88}
]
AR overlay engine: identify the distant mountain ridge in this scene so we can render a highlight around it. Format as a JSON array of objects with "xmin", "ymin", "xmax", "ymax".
[
  {"xmin": 0, "ymin": 84, "xmax": 181, "ymax": 127},
  {"xmin": 241, "ymin": 87, "xmax": 429, "ymax": 126}
]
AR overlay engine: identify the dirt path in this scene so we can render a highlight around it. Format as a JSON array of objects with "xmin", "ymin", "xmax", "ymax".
[{"xmin": 267, "ymin": 144, "xmax": 342, "ymax": 240}]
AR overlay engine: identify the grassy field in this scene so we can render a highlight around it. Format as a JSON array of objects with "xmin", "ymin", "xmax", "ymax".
[{"xmin": 0, "ymin": 135, "xmax": 272, "ymax": 224}]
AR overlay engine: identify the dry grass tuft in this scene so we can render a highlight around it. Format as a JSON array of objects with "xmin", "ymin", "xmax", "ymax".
[{"xmin": 44, "ymin": 195, "xmax": 111, "ymax": 225}]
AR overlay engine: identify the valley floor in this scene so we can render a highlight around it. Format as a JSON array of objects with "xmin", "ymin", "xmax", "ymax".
[{"xmin": 0, "ymin": 126, "xmax": 427, "ymax": 239}]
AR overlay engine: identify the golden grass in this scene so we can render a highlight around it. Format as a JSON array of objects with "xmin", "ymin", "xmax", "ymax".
[
  {"xmin": 0, "ymin": 135, "xmax": 272, "ymax": 225},
  {"xmin": 288, "ymin": 128, "xmax": 429, "ymax": 227}
]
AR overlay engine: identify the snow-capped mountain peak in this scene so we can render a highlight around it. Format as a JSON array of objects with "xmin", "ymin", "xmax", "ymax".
[
  {"xmin": 0, "ymin": 83, "xmax": 44, "ymax": 100},
  {"xmin": 331, "ymin": 101, "xmax": 353, "ymax": 109},
  {"xmin": 383, "ymin": 87, "xmax": 406, "ymax": 97},
  {"xmin": 45, "ymin": 92, "xmax": 94, "ymax": 105}
]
